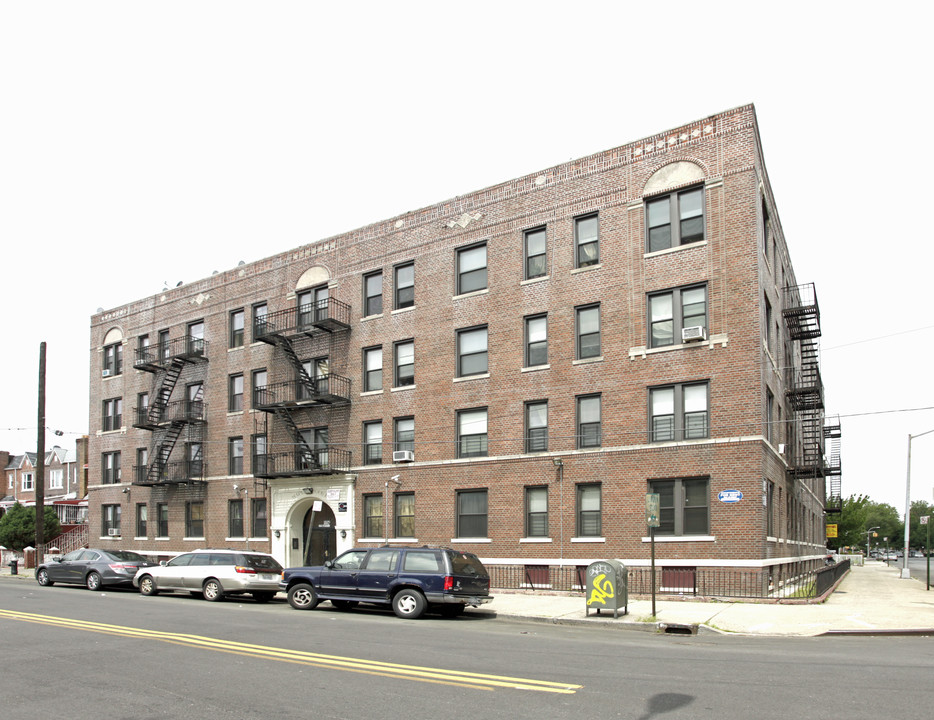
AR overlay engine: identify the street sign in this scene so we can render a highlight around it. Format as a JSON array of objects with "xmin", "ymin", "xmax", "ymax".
[
  {"xmin": 826, "ymin": 524, "xmax": 838, "ymax": 538},
  {"xmin": 922, "ymin": 516, "xmax": 930, "ymax": 525},
  {"xmin": 646, "ymin": 493, "xmax": 660, "ymax": 527},
  {"xmin": 718, "ymin": 489, "xmax": 743, "ymax": 504}
]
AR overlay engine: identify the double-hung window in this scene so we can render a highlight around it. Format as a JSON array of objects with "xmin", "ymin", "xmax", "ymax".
[
  {"xmin": 457, "ymin": 408, "xmax": 488, "ymax": 458},
  {"xmin": 252, "ymin": 433, "xmax": 267, "ymax": 476},
  {"xmin": 252, "ymin": 369, "xmax": 267, "ymax": 407},
  {"xmin": 21, "ymin": 472, "xmax": 34, "ymax": 491},
  {"xmin": 394, "ymin": 340, "xmax": 414, "ymax": 386},
  {"xmin": 646, "ymin": 186, "xmax": 705, "ymax": 252},
  {"xmin": 102, "ymin": 398, "xmax": 122, "ymax": 432},
  {"xmin": 228, "ymin": 499, "xmax": 244, "ymax": 538},
  {"xmin": 364, "ymin": 494, "xmax": 383, "ymax": 538},
  {"xmin": 456, "ymin": 489, "xmax": 488, "ymax": 538},
  {"xmin": 650, "ymin": 382, "xmax": 709, "ymax": 441},
  {"xmin": 456, "ymin": 326, "xmax": 488, "ymax": 377},
  {"xmin": 136, "ymin": 504, "xmax": 148, "ymax": 538},
  {"xmin": 156, "ymin": 503, "xmax": 169, "ymax": 537},
  {"xmin": 363, "ymin": 271, "xmax": 383, "ymax": 317},
  {"xmin": 187, "ymin": 320, "xmax": 204, "ymax": 356},
  {"xmin": 577, "ymin": 395, "xmax": 602, "ymax": 448},
  {"xmin": 363, "ymin": 346, "xmax": 382, "ymax": 391},
  {"xmin": 457, "ymin": 243, "xmax": 487, "ymax": 295},
  {"xmin": 524, "ymin": 314, "xmax": 547, "ymax": 367},
  {"xmin": 251, "ymin": 498, "xmax": 267, "ymax": 538},
  {"xmin": 185, "ymin": 501, "xmax": 204, "ymax": 538},
  {"xmin": 394, "ymin": 262, "xmax": 415, "ymax": 309},
  {"xmin": 229, "ymin": 374, "xmax": 244, "ymax": 412},
  {"xmin": 229, "ymin": 437, "xmax": 244, "ymax": 475},
  {"xmin": 649, "ymin": 477, "xmax": 710, "ymax": 535},
  {"xmin": 648, "ymin": 284, "xmax": 708, "ymax": 347},
  {"xmin": 576, "ymin": 484, "xmax": 601, "ymax": 537},
  {"xmin": 575, "ymin": 214, "xmax": 599, "ymax": 268},
  {"xmin": 102, "ymin": 342, "xmax": 122, "ymax": 376},
  {"xmin": 576, "ymin": 304, "xmax": 601, "ymax": 359},
  {"xmin": 102, "ymin": 451, "xmax": 121, "ymax": 484},
  {"xmin": 525, "ymin": 486, "xmax": 548, "ymax": 538},
  {"xmin": 136, "ymin": 448, "xmax": 148, "ymax": 484},
  {"xmin": 103, "ymin": 505, "xmax": 121, "ymax": 537},
  {"xmin": 364, "ymin": 421, "xmax": 383, "ymax": 464},
  {"xmin": 394, "ymin": 417, "xmax": 414, "ymax": 453},
  {"xmin": 525, "ymin": 401, "xmax": 548, "ymax": 453},
  {"xmin": 229, "ymin": 309, "xmax": 244, "ymax": 348},
  {"xmin": 252, "ymin": 302, "xmax": 268, "ymax": 339},
  {"xmin": 395, "ymin": 493, "xmax": 415, "ymax": 537},
  {"xmin": 524, "ymin": 227, "xmax": 547, "ymax": 279}
]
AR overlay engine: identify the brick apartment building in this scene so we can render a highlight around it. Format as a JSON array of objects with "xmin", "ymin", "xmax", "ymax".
[{"xmin": 86, "ymin": 104, "xmax": 842, "ymax": 593}]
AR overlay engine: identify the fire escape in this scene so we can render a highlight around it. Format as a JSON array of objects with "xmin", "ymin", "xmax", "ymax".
[
  {"xmin": 132, "ymin": 335, "xmax": 208, "ymax": 485},
  {"xmin": 782, "ymin": 283, "xmax": 842, "ymax": 514},
  {"xmin": 253, "ymin": 297, "xmax": 353, "ymax": 480}
]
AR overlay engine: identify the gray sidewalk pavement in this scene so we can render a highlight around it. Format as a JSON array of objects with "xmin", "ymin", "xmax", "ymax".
[{"xmin": 3, "ymin": 560, "xmax": 933, "ymax": 636}]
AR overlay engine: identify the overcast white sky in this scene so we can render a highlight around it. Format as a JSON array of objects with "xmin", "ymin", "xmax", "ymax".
[{"xmin": 1, "ymin": 2, "xmax": 931, "ymax": 516}]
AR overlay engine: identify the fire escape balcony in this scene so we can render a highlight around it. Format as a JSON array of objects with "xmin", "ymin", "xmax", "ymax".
[
  {"xmin": 254, "ymin": 376, "xmax": 351, "ymax": 410},
  {"xmin": 785, "ymin": 364, "xmax": 824, "ymax": 411},
  {"xmin": 132, "ymin": 400, "xmax": 208, "ymax": 430},
  {"xmin": 253, "ymin": 447, "xmax": 352, "ymax": 479},
  {"xmin": 133, "ymin": 335, "xmax": 209, "ymax": 372},
  {"xmin": 132, "ymin": 459, "xmax": 206, "ymax": 486},
  {"xmin": 782, "ymin": 283, "xmax": 821, "ymax": 341},
  {"xmin": 254, "ymin": 298, "xmax": 351, "ymax": 342}
]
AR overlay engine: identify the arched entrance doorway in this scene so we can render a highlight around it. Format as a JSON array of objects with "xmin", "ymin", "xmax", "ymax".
[{"xmin": 301, "ymin": 502, "xmax": 337, "ymax": 566}]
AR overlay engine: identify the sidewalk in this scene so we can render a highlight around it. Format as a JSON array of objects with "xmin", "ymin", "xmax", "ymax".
[
  {"xmin": 3, "ymin": 560, "xmax": 933, "ymax": 636},
  {"xmin": 476, "ymin": 561, "xmax": 934, "ymax": 636}
]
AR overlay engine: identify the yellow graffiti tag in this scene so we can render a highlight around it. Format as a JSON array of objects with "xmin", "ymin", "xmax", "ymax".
[{"xmin": 587, "ymin": 573, "xmax": 615, "ymax": 606}]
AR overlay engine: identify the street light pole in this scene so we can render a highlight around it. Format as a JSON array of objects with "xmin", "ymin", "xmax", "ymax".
[
  {"xmin": 904, "ymin": 429, "xmax": 934, "ymax": 579},
  {"xmin": 865, "ymin": 526, "xmax": 879, "ymax": 559}
]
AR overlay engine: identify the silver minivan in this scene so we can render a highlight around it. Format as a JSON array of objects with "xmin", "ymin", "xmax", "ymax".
[{"xmin": 133, "ymin": 549, "xmax": 282, "ymax": 602}]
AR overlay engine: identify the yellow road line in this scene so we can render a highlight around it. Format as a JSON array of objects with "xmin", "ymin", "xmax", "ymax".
[{"xmin": 0, "ymin": 609, "xmax": 582, "ymax": 694}]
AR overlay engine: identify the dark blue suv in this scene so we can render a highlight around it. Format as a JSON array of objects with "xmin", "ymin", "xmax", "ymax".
[{"xmin": 279, "ymin": 546, "xmax": 493, "ymax": 619}]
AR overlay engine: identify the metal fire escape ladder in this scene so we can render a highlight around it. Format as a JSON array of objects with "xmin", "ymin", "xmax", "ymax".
[
  {"xmin": 149, "ymin": 358, "xmax": 185, "ymax": 424},
  {"xmin": 823, "ymin": 417, "xmax": 843, "ymax": 514}
]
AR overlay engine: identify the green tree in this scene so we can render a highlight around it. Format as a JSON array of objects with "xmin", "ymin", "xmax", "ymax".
[
  {"xmin": 0, "ymin": 503, "xmax": 62, "ymax": 551},
  {"xmin": 829, "ymin": 494, "xmax": 902, "ymax": 553},
  {"xmin": 908, "ymin": 500, "xmax": 934, "ymax": 551}
]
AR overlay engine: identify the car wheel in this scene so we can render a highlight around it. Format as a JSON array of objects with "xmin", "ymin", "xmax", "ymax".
[
  {"xmin": 392, "ymin": 588, "xmax": 427, "ymax": 619},
  {"xmin": 202, "ymin": 578, "xmax": 225, "ymax": 602},
  {"xmin": 138, "ymin": 575, "xmax": 159, "ymax": 596},
  {"xmin": 36, "ymin": 568, "xmax": 54, "ymax": 587},
  {"xmin": 252, "ymin": 591, "xmax": 276, "ymax": 603},
  {"xmin": 287, "ymin": 583, "xmax": 319, "ymax": 610},
  {"xmin": 439, "ymin": 604, "xmax": 466, "ymax": 617},
  {"xmin": 331, "ymin": 600, "xmax": 358, "ymax": 612},
  {"xmin": 86, "ymin": 571, "xmax": 103, "ymax": 591}
]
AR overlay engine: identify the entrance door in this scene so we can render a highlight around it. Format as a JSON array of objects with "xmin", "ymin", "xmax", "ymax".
[{"xmin": 302, "ymin": 502, "xmax": 337, "ymax": 566}]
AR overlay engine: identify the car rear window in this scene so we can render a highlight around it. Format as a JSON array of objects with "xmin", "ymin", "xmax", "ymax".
[
  {"xmin": 109, "ymin": 551, "xmax": 148, "ymax": 562},
  {"xmin": 448, "ymin": 551, "xmax": 487, "ymax": 576},
  {"xmin": 403, "ymin": 551, "xmax": 441, "ymax": 572},
  {"xmin": 244, "ymin": 554, "xmax": 282, "ymax": 572}
]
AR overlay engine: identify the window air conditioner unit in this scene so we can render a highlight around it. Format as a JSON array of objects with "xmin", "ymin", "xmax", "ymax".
[
  {"xmin": 392, "ymin": 450, "xmax": 415, "ymax": 463},
  {"xmin": 107, "ymin": 528, "xmax": 120, "ymax": 537},
  {"xmin": 101, "ymin": 369, "xmax": 112, "ymax": 377},
  {"xmin": 681, "ymin": 326, "xmax": 707, "ymax": 343}
]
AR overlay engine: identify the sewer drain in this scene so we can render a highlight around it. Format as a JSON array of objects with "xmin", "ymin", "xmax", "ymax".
[{"xmin": 658, "ymin": 623, "xmax": 698, "ymax": 635}]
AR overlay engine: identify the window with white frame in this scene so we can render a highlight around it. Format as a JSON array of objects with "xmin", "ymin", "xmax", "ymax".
[
  {"xmin": 22, "ymin": 472, "xmax": 34, "ymax": 491},
  {"xmin": 50, "ymin": 469, "xmax": 63, "ymax": 489}
]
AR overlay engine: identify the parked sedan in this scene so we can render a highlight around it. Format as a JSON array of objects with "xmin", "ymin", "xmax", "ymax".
[
  {"xmin": 36, "ymin": 548, "xmax": 157, "ymax": 591},
  {"xmin": 133, "ymin": 549, "xmax": 282, "ymax": 602}
]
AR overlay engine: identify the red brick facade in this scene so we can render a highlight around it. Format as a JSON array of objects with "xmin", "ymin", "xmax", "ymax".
[{"xmin": 87, "ymin": 105, "xmax": 833, "ymax": 580}]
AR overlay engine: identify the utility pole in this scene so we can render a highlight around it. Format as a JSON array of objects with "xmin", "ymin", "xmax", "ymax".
[{"xmin": 36, "ymin": 342, "xmax": 46, "ymax": 565}]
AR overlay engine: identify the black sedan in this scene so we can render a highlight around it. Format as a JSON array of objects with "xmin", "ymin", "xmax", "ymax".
[{"xmin": 36, "ymin": 548, "xmax": 156, "ymax": 591}]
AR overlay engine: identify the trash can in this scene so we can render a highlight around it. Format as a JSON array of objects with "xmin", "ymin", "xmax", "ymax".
[
  {"xmin": 9, "ymin": 558, "xmax": 18, "ymax": 575},
  {"xmin": 585, "ymin": 559, "xmax": 628, "ymax": 618}
]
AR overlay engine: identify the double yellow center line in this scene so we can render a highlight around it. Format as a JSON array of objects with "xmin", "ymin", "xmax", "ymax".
[{"xmin": 0, "ymin": 609, "xmax": 582, "ymax": 693}]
